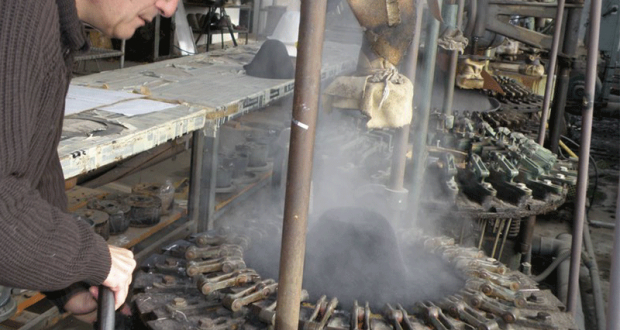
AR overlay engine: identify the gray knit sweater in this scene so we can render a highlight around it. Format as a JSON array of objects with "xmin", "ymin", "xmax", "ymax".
[{"xmin": 0, "ymin": 0, "xmax": 111, "ymax": 290}]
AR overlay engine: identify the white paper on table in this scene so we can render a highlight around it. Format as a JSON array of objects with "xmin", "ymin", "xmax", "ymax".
[
  {"xmin": 99, "ymin": 98, "xmax": 178, "ymax": 116},
  {"xmin": 65, "ymin": 85, "xmax": 143, "ymax": 115}
]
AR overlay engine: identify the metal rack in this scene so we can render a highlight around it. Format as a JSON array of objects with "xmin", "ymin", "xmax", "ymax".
[{"xmin": 185, "ymin": 1, "xmax": 252, "ymax": 52}]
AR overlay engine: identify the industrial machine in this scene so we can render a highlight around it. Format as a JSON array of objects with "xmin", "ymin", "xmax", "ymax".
[{"xmin": 7, "ymin": 0, "xmax": 613, "ymax": 328}]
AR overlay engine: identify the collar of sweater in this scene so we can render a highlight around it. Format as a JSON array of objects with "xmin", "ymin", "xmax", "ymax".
[{"xmin": 56, "ymin": 0, "xmax": 89, "ymax": 53}]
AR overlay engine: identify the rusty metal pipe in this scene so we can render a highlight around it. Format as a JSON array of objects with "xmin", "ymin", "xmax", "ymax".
[
  {"xmin": 442, "ymin": 0, "xmax": 464, "ymax": 116},
  {"xmin": 547, "ymin": 6, "xmax": 582, "ymax": 153},
  {"xmin": 404, "ymin": 0, "xmax": 424, "ymax": 82},
  {"xmin": 274, "ymin": 1, "xmax": 328, "ymax": 329},
  {"xmin": 567, "ymin": 0, "xmax": 602, "ymax": 315},
  {"xmin": 521, "ymin": 215, "xmax": 537, "ymax": 265},
  {"xmin": 537, "ymin": 0, "xmax": 565, "ymax": 145},
  {"xmin": 388, "ymin": 125, "xmax": 410, "ymax": 191},
  {"xmin": 388, "ymin": 0, "xmax": 424, "ymax": 194}
]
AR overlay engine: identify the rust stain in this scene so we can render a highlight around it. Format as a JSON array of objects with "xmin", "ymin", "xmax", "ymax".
[{"xmin": 205, "ymin": 103, "xmax": 240, "ymax": 120}]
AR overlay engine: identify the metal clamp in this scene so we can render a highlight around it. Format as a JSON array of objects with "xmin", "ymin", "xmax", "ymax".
[
  {"xmin": 197, "ymin": 269, "xmax": 260, "ymax": 295},
  {"xmin": 222, "ymin": 279, "xmax": 278, "ymax": 312}
]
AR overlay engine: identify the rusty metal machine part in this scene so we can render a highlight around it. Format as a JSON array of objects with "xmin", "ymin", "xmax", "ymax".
[
  {"xmin": 87, "ymin": 197, "xmax": 131, "ymax": 235},
  {"xmin": 124, "ymin": 194, "xmax": 162, "ymax": 227},
  {"xmin": 487, "ymin": 76, "xmax": 544, "ymax": 113},
  {"xmin": 133, "ymin": 182, "xmax": 175, "ymax": 215},
  {"xmin": 73, "ymin": 208, "xmax": 110, "ymax": 240},
  {"xmin": 133, "ymin": 222, "xmax": 578, "ymax": 330}
]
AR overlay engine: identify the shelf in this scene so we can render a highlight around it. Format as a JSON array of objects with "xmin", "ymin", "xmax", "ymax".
[
  {"xmin": 215, "ymin": 171, "xmax": 270, "ymax": 210},
  {"xmin": 65, "ymin": 186, "xmax": 188, "ymax": 249},
  {"xmin": 108, "ymin": 207, "xmax": 187, "ymax": 249},
  {"xmin": 66, "ymin": 186, "xmax": 107, "ymax": 212}
]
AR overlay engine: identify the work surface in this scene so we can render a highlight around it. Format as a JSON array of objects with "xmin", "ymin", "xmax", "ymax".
[{"xmin": 60, "ymin": 41, "xmax": 360, "ymax": 178}]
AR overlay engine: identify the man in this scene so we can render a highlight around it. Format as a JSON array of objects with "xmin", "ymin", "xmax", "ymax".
[{"xmin": 0, "ymin": 0, "xmax": 178, "ymax": 322}]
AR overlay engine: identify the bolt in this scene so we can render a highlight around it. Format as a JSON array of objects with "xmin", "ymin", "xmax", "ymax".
[
  {"xmin": 536, "ymin": 312, "xmax": 551, "ymax": 321},
  {"xmin": 173, "ymin": 297, "xmax": 187, "ymax": 307},
  {"xmin": 503, "ymin": 311, "xmax": 516, "ymax": 323}
]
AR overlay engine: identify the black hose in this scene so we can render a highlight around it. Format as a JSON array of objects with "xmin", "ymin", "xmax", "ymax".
[
  {"xmin": 97, "ymin": 286, "xmax": 115, "ymax": 330},
  {"xmin": 560, "ymin": 135, "xmax": 599, "ymax": 214}
]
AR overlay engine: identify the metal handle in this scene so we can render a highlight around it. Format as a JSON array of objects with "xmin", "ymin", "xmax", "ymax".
[{"xmin": 97, "ymin": 286, "xmax": 115, "ymax": 330}]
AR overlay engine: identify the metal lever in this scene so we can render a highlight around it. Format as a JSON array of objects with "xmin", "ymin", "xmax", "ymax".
[{"xmin": 97, "ymin": 286, "xmax": 115, "ymax": 330}]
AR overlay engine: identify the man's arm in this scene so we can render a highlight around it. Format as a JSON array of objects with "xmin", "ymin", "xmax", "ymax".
[
  {"xmin": 0, "ymin": 172, "xmax": 112, "ymax": 291},
  {"xmin": 0, "ymin": 0, "xmax": 112, "ymax": 291}
]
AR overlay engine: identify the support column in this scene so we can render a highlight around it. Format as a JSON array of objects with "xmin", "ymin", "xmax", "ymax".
[
  {"xmin": 547, "ymin": 5, "xmax": 583, "ymax": 153},
  {"xmin": 409, "ymin": 1, "xmax": 443, "ymax": 220},
  {"xmin": 275, "ymin": 1, "xmax": 328, "ymax": 329},
  {"xmin": 567, "ymin": 0, "xmax": 601, "ymax": 315}
]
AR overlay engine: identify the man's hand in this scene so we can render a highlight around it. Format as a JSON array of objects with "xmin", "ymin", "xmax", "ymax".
[
  {"xmin": 90, "ymin": 245, "xmax": 136, "ymax": 310},
  {"xmin": 63, "ymin": 289, "xmax": 98, "ymax": 323}
]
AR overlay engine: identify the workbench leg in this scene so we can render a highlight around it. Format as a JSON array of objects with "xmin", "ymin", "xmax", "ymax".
[
  {"xmin": 154, "ymin": 16, "xmax": 160, "ymax": 61},
  {"xmin": 188, "ymin": 130, "xmax": 204, "ymax": 233},
  {"xmin": 195, "ymin": 129, "xmax": 219, "ymax": 232}
]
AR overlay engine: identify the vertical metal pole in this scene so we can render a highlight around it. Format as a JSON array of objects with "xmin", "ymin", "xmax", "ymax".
[
  {"xmin": 442, "ymin": 0, "xmax": 463, "ymax": 117},
  {"xmin": 567, "ymin": 0, "xmax": 602, "ymax": 315},
  {"xmin": 404, "ymin": 0, "xmax": 425, "ymax": 83},
  {"xmin": 606, "ymin": 177, "xmax": 620, "ymax": 330},
  {"xmin": 154, "ymin": 15, "xmax": 161, "ymax": 61},
  {"xmin": 120, "ymin": 39, "xmax": 126, "ymax": 69},
  {"xmin": 498, "ymin": 218, "xmax": 512, "ymax": 261},
  {"xmin": 388, "ymin": 126, "xmax": 410, "ymax": 191},
  {"xmin": 547, "ymin": 6, "xmax": 582, "ymax": 153},
  {"xmin": 521, "ymin": 215, "xmax": 537, "ymax": 264},
  {"xmin": 410, "ymin": 0, "xmax": 443, "ymax": 219},
  {"xmin": 388, "ymin": 0, "xmax": 424, "ymax": 193},
  {"xmin": 274, "ymin": 1, "xmax": 327, "ymax": 329},
  {"xmin": 537, "ymin": 0, "xmax": 566, "ymax": 145},
  {"xmin": 197, "ymin": 128, "xmax": 219, "ymax": 232},
  {"xmin": 188, "ymin": 130, "xmax": 205, "ymax": 233}
]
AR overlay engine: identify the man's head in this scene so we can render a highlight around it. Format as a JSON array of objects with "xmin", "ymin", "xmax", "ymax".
[{"xmin": 75, "ymin": 0, "xmax": 180, "ymax": 39}]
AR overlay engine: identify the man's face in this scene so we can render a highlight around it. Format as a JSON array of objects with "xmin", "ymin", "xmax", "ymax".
[{"xmin": 80, "ymin": 0, "xmax": 180, "ymax": 39}]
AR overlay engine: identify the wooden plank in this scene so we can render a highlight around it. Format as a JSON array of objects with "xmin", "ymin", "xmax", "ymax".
[
  {"xmin": 14, "ymin": 293, "xmax": 45, "ymax": 315},
  {"xmin": 66, "ymin": 186, "xmax": 106, "ymax": 212},
  {"xmin": 215, "ymin": 171, "xmax": 271, "ymax": 211},
  {"xmin": 107, "ymin": 207, "xmax": 186, "ymax": 248}
]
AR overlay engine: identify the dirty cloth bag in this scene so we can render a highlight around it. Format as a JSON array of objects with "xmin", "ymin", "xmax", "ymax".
[{"xmin": 323, "ymin": 60, "xmax": 413, "ymax": 129}]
